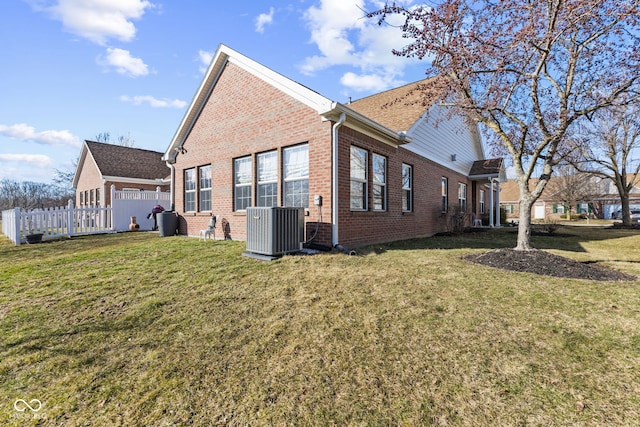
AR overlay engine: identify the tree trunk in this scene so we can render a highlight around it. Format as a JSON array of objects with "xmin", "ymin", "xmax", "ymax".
[
  {"xmin": 516, "ymin": 199, "xmax": 534, "ymax": 251},
  {"xmin": 620, "ymin": 192, "xmax": 631, "ymax": 226}
]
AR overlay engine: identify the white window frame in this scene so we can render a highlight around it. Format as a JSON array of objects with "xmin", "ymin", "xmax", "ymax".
[
  {"xmin": 372, "ymin": 153, "xmax": 387, "ymax": 211},
  {"xmin": 458, "ymin": 182, "xmax": 467, "ymax": 212},
  {"xmin": 234, "ymin": 156, "xmax": 252, "ymax": 211},
  {"xmin": 199, "ymin": 165, "xmax": 212, "ymax": 212},
  {"xmin": 479, "ymin": 189, "xmax": 485, "ymax": 214},
  {"xmin": 402, "ymin": 164, "xmax": 413, "ymax": 212},
  {"xmin": 441, "ymin": 177, "xmax": 448, "ymax": 213},
  {"xmin": 257, "ymin": 150, "xmax": 278, "ymax": 207},
  {"xmin": 283, "ymin": 144, "xmax": 309, "ymax": 208},
  {"xmin": 350, "ymin": 146, "xmax": 368, "ymax": 211},
  {"xmin": 184, "ymin": 168, "xmax": 196, "ymax": 212}
]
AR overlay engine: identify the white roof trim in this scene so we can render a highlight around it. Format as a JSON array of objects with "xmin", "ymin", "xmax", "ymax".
[
  {"xmin": 164, "ymin": 44, "xmax": 334, "ymax": 162},
  {"xmin": 102, "ymin": 176, "xmax": 166, "ymax": 186}
]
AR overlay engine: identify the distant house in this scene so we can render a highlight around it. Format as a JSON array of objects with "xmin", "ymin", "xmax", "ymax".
[
  {"xmin": 73, "ymin": 140, "xmax": 170, "ymax": 207},
  {"xmin": 163, "ymin": 44, "xmax": 504, "ymax": 248},
  {"xmin": 500, "ymin": 175, "xmax": 640, "ymax": 220}
]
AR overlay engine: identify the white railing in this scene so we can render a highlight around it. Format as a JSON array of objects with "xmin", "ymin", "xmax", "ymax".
[
  {"xmin": 1, "ymin": 200, "xmax": 113, "ymax": 245},
  {"xmin": 2, "ymin": 186, "xmax": 172, "ymax": 245}
]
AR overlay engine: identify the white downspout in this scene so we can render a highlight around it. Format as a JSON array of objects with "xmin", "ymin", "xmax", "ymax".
[
  {"xmin": 332, "ymin": 112, "xmax": 346, "ymax": 247},
  {"xmin": 166, "ymin": 161, "xmax": 175, "ymax": 211}
]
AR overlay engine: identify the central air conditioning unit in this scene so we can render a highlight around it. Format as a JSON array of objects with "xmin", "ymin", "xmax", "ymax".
[{"xmin": 244, "ymin": 207, "xmax": 305, "ymax": 259}]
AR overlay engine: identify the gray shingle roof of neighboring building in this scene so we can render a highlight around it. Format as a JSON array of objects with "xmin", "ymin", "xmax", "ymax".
[{"xmin": 86, "ymin": 140, "xmax": 169, "ymax": 180}]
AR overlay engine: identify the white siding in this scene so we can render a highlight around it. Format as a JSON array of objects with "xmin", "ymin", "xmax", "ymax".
[{"xmin": 403, "ymin": 105, "xmax": 484, "ymax": 175}]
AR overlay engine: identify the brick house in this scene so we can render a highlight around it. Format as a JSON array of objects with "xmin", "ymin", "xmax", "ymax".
[
  {"xmin": 500, "ymin": 175, "xmax": 640, "ymax": 221},
  {"xmin": 163, "ymin": 45, "xmax": 504, "ymax": 248},
  {"xmin": 73, "ymin": 140, "xmax": 170, "ymax": 207}
]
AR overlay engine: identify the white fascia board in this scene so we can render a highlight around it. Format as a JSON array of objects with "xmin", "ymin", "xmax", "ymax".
[
  {"xmin": 227, "ymin": 50, "xmax": 333, "ymax": 114},
  {"xmin": 71, "ymin": 141, "xmax": 89, "ymax": 188},
  {"xmin": 321, "ymin": 103, "xmax": 411, "ymax": 147},
  {"xmin": 163, "ymin": 44, "xmax": 335, "ymax": 163},
  {"xmin": 102, "ymin": 176, "xmax": 166, "ymax": 186}
]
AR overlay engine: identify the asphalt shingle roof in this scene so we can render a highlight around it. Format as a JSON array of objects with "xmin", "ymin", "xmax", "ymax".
[
  {"xmin": 469, "ymin": 158, "xmax": 503, "ymax": 177},
  {"xmin": 347, "ymin": 78, "xmax": 436, "ymax": 132},
  {"xmin": 86, "ymin": 140, "xmax": 169, "ymax": 180}
]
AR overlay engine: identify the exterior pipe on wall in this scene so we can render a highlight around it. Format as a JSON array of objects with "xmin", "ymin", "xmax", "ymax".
[
  {"xmin": 331, "ymin": 111, "xmax": 346, "ymax": 247},
  {"xmin": 166, "ymin": 161, "xmax": 175, "ymax": 211}
]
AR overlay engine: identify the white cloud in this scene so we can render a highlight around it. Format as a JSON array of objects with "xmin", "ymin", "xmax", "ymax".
[
  {"xmin": 0, "ymin": 123, "xmax": 81, "ymax": 147},
  {"xmin": 255, "ymin": 7, "xmax": 275, "ymax": 33},
  {"xmin": 0, "ymin": 154, "xmax": 53, "ymax": 169},
  {"xmin": 120, "ymin": 95, "xmax": 187, "ymax": 108},
  {"xmin": 100, "ymin": 48, "xmax": 149, "ymax": 77},
  {"xmin": 32, "ymin": 0, "xmax": 154, "ymax": 45},
  {"xmin": 340, "ymin": 72, "xmax": 399, "ymax": 92},
  {"xmin": 301, "ymin": 0, "xmax": 420, "ymax": 93},
  {"xmin": 198, "ymin": 49, "xmax": 214, "ymax": 73}
]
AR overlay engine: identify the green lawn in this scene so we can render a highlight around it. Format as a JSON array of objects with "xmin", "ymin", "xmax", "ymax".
[{"xmin": 1, "ymin": 227, "xmax": 639, "ymax": 426}]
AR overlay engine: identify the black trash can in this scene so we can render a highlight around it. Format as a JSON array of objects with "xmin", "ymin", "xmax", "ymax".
[{"xmin": 158, "ymin": 211, "xmax": 178, "ymax": 237}]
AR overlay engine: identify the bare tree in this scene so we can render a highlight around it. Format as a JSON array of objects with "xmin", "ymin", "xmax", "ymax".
[
  {"xmin": 570, "ymin": 105, "xmax": 640, "ymax": 226},
  {"xmin": 368, "ymin": 0, "xmax": 640, "ymax": 250},
  {"xmin": 545, "ymin": 165, "xmax": 601, "ymax": 220},
  {"xmin": 95, "ymin": 131, "xmax": 135, "ymax": 147},
  {"xmin": 0, "ymin": 179, "xmax": 73, "ymax": 211}
]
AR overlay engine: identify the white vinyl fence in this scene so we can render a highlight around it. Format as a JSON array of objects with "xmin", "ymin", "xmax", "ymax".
[
  {"xmin": 1, "ymin": 185, "xmax": 171, "ymax": 245},
  {"xmin": 110, "ymin": 185, "xmax": 170, "ymax": 232},
  {"xmin": 2, "ymin": 200, "xmax": 113, "ymax": 245}
]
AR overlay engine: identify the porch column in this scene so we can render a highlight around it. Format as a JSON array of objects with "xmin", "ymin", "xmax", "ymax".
[{"xmin": 494, "ymin": 179, "xmax": 501, "ymax": 227}]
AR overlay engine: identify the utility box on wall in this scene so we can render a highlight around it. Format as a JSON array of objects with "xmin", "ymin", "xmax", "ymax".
[{"xmin": 244, "ymin": 207, "xmax": 305, "ymax": 259}]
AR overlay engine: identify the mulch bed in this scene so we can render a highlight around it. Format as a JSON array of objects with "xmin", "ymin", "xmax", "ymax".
[{"xmin": 465, "ymin": 248, "xmax": 636, "ymax": 281}]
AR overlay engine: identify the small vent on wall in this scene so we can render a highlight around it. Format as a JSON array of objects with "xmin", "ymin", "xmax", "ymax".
[{"xmin": 451, "ymin": 154, "xmax": 457, "ymax": 161}]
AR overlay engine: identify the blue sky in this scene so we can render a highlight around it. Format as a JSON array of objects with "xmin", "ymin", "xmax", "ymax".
[{"xmin": 1, "ymin": 0, "xmax": 426, "ymax": 183}]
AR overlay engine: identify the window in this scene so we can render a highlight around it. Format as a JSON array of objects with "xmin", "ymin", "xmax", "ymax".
[
  {"xmin": 441, "ymin": 177, "xmax": 448, "ymax": 212},
  {"xmin": 199, "ymin": 165, "xmax": 212, "ymax": 211},
  {"xmin": 350, "ymin": 146, "xmax": 368, "ymax": 210},
  {"xmin": 184, "ymin": 168, "xmax": 196, "ymax": 212},
  {"xmin": 458, "ymin": 183, "xmax": 467, "ymax": 211},
  {"xmin": 553, "ymin": 204, "xmax": 565, "ymax": 214},
  {"xmin": 372, "ymin": 153, "xmax": 387, "ymax": 211},
  {"xmin": 96, "ymin": 189, "xmax": 100, "ymax": 206},
  {"xmin": 257, "ymin": 151, "xmax": 278, "ymax": 207},
  {"xmin": 479, "ymin": 189, "xmax": 485, "ymax": 214},
  {"xmin": 84, "ymin": 190, "xmax": 89, "ymax": 206},
  {"xmin": 402, "ymin": 164, "xmax": 413, "ymax": 212},
  {"xmin": 234, "ymin": 157, "xmax": 252, "ymax": 211},
  {"xmin": 283, "ymin": 144, "xmax": 309, "ymax": 207}
]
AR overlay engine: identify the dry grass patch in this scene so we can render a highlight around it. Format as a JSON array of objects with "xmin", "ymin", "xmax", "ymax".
[{"xmin": 1, "ymin": 228, "xmax": 639, "ymax": 425}]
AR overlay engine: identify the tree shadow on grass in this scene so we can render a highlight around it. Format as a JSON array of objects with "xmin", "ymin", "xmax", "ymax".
[{"xmin": 359, "ymin": 225, "xmax": 640, "ymax": 255}]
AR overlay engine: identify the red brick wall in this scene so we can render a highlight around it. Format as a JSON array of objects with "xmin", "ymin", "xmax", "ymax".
[
  {"xmin": 172, "ymin": 62, "xmax": 333, "ymax": 242},
  {"xmin": 172, "ymin": 61, "xmax": 482, "ymax": 248},
  {"xmin": 75, "ymin": 155, "xmax": 102, "ymax": 206},
  {"xmin": 335, "ymin": 126, "xmax": 474, "ymax": 247}
]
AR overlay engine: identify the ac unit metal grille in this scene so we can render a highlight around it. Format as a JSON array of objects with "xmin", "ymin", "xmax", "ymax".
[{"xmin": 246, "ymin": 207, "xmax": 304, "ymax": 256}]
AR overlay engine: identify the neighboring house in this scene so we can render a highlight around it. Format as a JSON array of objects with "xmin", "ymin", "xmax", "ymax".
[
  {"xmin": 73, "ymin": 140, "xmax": 170, "ymax": 207},
  {"xmin": 500, "ymin": 175, "xmax": 640, "ymax": 220},
  {"xmin": 163, "ymin": 44, "xmax": 504, "ymax": 248}
]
